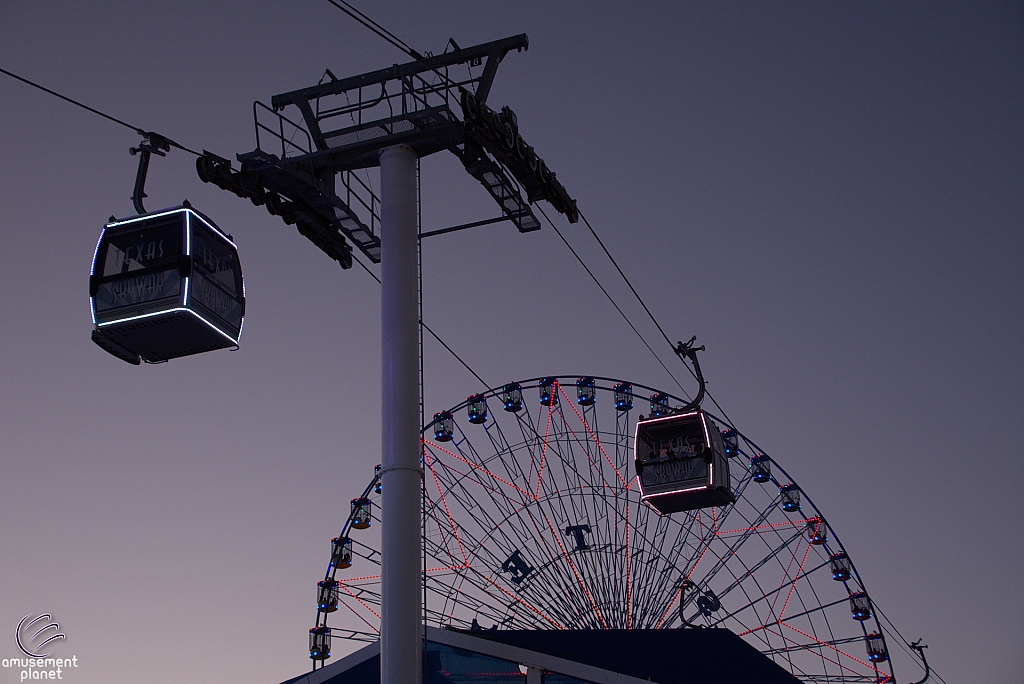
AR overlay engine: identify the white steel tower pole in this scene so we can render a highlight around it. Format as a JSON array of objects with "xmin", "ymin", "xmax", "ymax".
[{"xmin": 378, "ymin": 144, "xmax": 422, "ymax": 684}]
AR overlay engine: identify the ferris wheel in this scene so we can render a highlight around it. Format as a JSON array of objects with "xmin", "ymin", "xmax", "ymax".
[{"xmin": 310, "ymin": 376, "xmax": 897, "ymax": 684}]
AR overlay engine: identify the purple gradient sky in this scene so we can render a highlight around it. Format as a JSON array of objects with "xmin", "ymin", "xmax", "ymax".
[{"xmin": 1, "ymin": 2, "xmax": 1021, "ymax": 683}]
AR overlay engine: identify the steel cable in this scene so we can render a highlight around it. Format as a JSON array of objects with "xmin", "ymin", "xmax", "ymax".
[{"xmin": 0, "ymin": 67, "xmax": 201, "ymax": 156}]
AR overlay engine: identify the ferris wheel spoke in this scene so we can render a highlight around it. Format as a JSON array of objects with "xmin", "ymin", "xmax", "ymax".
[
  {"xmin": 785, "ymin": 562, "xmax": 850, "ymax": 680},
  {"xmin": 427, "ymin": 462, "xmax": 470, "ymax": 566},
  {"xmin": 708, "ymin": 556, "xmax": 833, "ymax": 634},
  {"xmin": 518, "ymin": 504, "xmax": 605, "ymax": 625},
  {"xmin": 427, "ymin": 539, "xmax": 526, "ymax": 623},
  {"xmin": 515, "ymin": 560, "xmax": 595, "ymax": 628},
  {"xmin": 770, "ymin": 623, "xmax": 863, "ymax": 681},
  {"xmin": 426, "ymin": 572, "xmax": 511, "ymax": 627},
  {"xmin": 336, "ymin": 583, "xmax": 382, "ymax": 624},
  {"xmin": 424, "ymin": 512, "xmax": 464, "ymax": 571},
  {"xmin": 509, "ymin": 404, "xmax": 547, "ymax": 495},
  {"xmin": 441, "ymin": 473, "xmax": 597, "ymax": 624},
  {"xmin": 541, "ymin": 488, "xmax": 617, "ymax": 623},
  {"xmin": 779, "ymin": 571, "xmax": 860, "ymax": 681},
  {"xmin": 706, "ymin": 529, "xmax": 805, "ymax": 616},
  {"xmin": 614, "ymin": 410, "xmax": 630, "ymax": 473},
  {"xmin": 536, "ymin": 439, "xmax": 627, "ymax": 617},
  {"xmin": 324, "ymin": 628, "xmax": 379, "ymax": 644},
  {"xmin": 706, "ymin": 559, "xmax": 781, "ymax": 635},
  {"xmin": 779, "ymin": 622, "xmax": 883, "ymax": 680},
  {"xmin": 677, "ymin": 510, "xmax": 719, "ymax": 578},
  {"xmin": 693, "ymin": 492, "xmax": 795, "ymax": 593},
  {"xmin": 473, "ymin": 568, "xmax": 567, "ymax": 629},
  {"xmin": 636, "ymin": 520, "xmax": 701, "ymax": 624},
  {"xmin": 611, "ymin": 513, "xmax": 696, "ymax": 627},
  {"xmin": 745, "ymin": 581, "xmax": 847, "ymax": 684},
  {"xmin": 478, "ymin": 417, "xmax": 523, "ymax": 475},
  {"xmin": 533, "ymin": 404, "xmax": 554, "ymax": 496},
  {"xmin": 767, "ymin": 538, "xmax": 811, "ymax": 618},
  {"xmin": 430, "ymin": 471, "xmax": 626, "ymax": 626},
  {"xmin": 546, "ymin": 410, "xmax": 605, "ymax": 499},
  {"xmin": 447, "ymin": 424, "xmax": 530, "ymax": 503},
  {"xmin": 425, "ymin": 485, "xmax": 523, "ymax": 580},
  {"xmin": 537, "ymin": 509, "xmax": 610, "ymax": 627},
  {"xmin": 557, "ymin": 385, "xmax": 629, "ymax": 490},
  {"xmin": 433, "ymin": 575, "xmax": 518, "ymax": 629},
  {"xmin": 349, "ymin": 539, "xmax": 381, "ymax": 564},
  {"xmin": 768, "ymin": 593, "xmax": 845, "ymax": 627},
  {"xmin": 730, "ymin": 618, "xmax": 810, "ymax": 676},
  {"xmin": 764, "ymin": 639, "xmax": 851, "ymax": 681},
  {"xmin": 544, "ymin": 491, "xmax": 628, "ymax": 627},
  {"xmin": 707, "ymin": 466, "xmax": 755, "ymax": 534},
  {"xmin": 764, "ymin": 621, "xmax": 816, "ymax": 678},
  {"xmin": 427, "ymin": 441, "xmax": 536, "ymax": 504},
  {"xmin": 675, "ymin": 525, "xmax": 801, "ymax": 637},
  {"xmin": 442, "ymin": 488, "xmax": 540, "ymax": 576}
]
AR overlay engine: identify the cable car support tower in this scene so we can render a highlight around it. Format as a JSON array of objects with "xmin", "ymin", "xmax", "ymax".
[{"xmin": 196, "ymin": 34, "xmax": 578, "ymax": 684}]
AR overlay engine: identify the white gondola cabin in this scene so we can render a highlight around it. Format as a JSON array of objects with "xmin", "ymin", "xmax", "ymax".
[
  {"xmin": 89, "ymin": 205, "xmax": 244, "ymax": 364},
  {"xmin": 634, "ymin": 410, "xmax": 734, "ymax": 514}
]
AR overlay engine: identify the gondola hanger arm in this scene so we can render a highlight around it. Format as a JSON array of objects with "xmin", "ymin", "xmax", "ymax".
[
  {"xmin": 129, "ymin": 131, "xmax": 171, "ymax": 214},
  {"xmin": 673, "ymin": 336, "xmax": 707, "ymax": 413},
  {"xmin": 909, "ymin": 639, "xmax": 931, "ymax": 684}
]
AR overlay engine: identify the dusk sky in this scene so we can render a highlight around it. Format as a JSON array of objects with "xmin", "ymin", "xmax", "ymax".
[{"xmin": 1, "ymin": 2, "xmax": 1021, "ymax": 683}]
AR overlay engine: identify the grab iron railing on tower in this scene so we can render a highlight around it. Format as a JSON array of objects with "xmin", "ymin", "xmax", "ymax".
[{"xmin": 253, "ymin": 101, "xmax": 312, "ymax": 159}]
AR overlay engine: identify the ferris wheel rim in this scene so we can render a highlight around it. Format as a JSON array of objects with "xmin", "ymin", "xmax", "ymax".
[{"xmin": 315, "ymin": 375, "xmax": 898, "ymax": 682}]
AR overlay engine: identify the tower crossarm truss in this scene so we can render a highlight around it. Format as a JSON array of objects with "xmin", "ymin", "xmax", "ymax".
[{"xmin": 203, "ymin": 33, "xmax": 575, "ymax": 265}]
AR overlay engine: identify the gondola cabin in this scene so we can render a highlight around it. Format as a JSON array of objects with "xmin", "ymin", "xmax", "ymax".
[
  {"xmin": 634, "ymin": 410, "xmax": 734, "ymax": 514},
  {"xmin": 89, "ymin": 205, "xmax": 244, "ymax": 364}
]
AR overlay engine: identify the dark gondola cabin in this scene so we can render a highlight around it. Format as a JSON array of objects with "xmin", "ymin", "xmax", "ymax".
[
  {"xmin": 634, "ymin": 410, "xmax": 734, "ymax": 514},
  {"xmin": 467, "ymin": 394, "xmax": 488, "ymax": 424},
  {"xmin": 330, "ymin": 537, "xmax": 353, "ymax": 569},
  {"xmin": 317, "ymin": 579, "xmax": 339, "ymax": 613},
  {"xmin": 502, "ymin": 383, "xmax": 523, "ymax": 413},
  {"xmin": 309, "ymin": 627, "xmax": 330, "ymax": 661},
  {"xmin": 89, "ymin": 205, "xmax": 244, "ymax": 364},
  {"xmin": 613, "ymin": 382, "xmax": 633, "ymax": 411}
]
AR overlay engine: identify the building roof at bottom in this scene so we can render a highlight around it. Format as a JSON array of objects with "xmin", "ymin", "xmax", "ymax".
[
  {"xmin": 472, "ymin": 628, "xmax": 801, "ymax": 684},
  {"xmin": 282, "ymin": 626, "xmax": 802, "ymax": 684}
]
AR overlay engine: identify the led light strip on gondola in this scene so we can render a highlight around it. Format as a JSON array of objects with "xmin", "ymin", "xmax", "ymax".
[
  {"xmin": 105, "ymin": 206, "xmax": 237, "ymax": 248},
  {"xmin": 96, "ymin": 307, "xmax": 240, "ymax": 346},
  {"xmin": 92, "ymin": 206, "xmax": 244, "ymax": 347},
  {"xmin": 635, "ymin": 409, "xmax": 718, "ymax": 509}
]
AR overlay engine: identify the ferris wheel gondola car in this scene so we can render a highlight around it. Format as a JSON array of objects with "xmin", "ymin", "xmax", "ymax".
[
  {"xmin": 634, "ymin": 410, "xmax": 734, "ymax": 514},
  {"xmin": 89, "ymin": 205, "xmax": 244, "ymax": 364}
]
